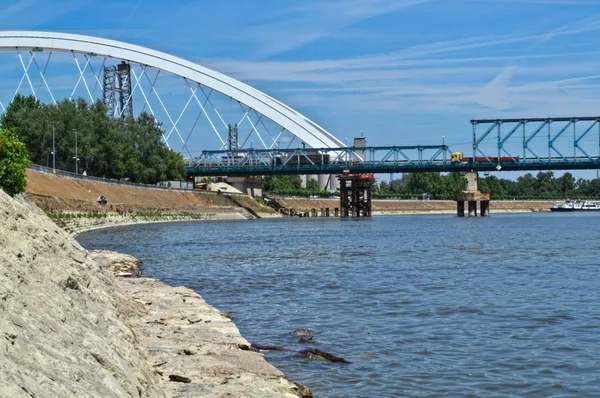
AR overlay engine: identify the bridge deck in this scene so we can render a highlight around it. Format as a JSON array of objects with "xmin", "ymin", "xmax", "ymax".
[{"xmin": 185, "ymin": 146, "xmax": 600, "ymax": 176}]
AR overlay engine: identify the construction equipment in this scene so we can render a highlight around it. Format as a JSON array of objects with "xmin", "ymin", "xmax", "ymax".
[{"xmin": 194, "ymin": 176, "xmax": 211, "ymax": 190}]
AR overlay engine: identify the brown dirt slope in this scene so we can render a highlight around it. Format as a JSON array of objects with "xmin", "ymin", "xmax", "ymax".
[{"xmin": 26, "ymin": 170, "xmax": 274, "ymax": 214}]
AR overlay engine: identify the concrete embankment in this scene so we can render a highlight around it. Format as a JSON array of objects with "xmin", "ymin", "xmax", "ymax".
[
  {"xmin": 272, "ymin": 197, "xmax": 559, "ymax": 215},
  {"xmin": 0, "ymin": 191, "xmax": 309, "ymax": 397}
]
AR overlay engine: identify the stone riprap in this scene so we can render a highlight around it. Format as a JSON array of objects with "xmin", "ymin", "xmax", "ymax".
[
  {"xmin": 0, "ymin": 191, "xmax": 165, "ymax": 397},
  {"xmin": 114, "ymin": 278, "xmax": 306, "ymax": 398},
  {"xmin": 88, "ymin": 249, "xmax": 143, "ymax": 277},
  {"xmin": 0, "ymin": 191, "xmax": 309, "ymax": 397}
]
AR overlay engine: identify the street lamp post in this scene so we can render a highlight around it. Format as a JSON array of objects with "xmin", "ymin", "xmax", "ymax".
[
  {"xmin": 442, "ymin": 135, "xmax": 446, "ymax": 163},
  {"xmin": 51, "ymin": 123, "xmax": 56, "ymax": 173},
  {"xmin": 73, "ymin": 129, "xmax": 79, "ymax": 175}
]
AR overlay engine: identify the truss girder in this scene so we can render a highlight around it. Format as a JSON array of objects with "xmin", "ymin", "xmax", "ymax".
[
  {"xmin": 0, "ymin": 31, "xmax": 344, "ymax": 149},
  {"xmin": 186, "ymin": 145, "xmax": 455, "ymax": 176},
  {"xmin": 185, "ymin": 144, "xmax": 600, "ymax": 176},
  {"xmin": 471, "ymin": 117, "xmax": 600, "ymax": 170}
]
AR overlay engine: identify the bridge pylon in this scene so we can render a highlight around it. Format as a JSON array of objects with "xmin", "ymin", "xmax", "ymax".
[{"xmin": 455, "ymin": 172, "xmax": 490, "ymax": 217}]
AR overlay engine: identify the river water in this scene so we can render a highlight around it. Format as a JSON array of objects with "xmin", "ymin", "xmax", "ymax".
[{"xmin": 78, "ymin": 213, "xmax": 600, "ymax": 397}]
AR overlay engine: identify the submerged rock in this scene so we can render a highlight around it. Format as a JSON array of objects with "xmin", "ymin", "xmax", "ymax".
[
  {"xmin": 301, "ymin": 349, "xmax": 351, "ymax": 364},
  {"xmin": 290, "ymin": 329, "xmax": 319, "ymax": 336},
  {"xmin": 251, "ymin": 343, "xmax": 287, "ymax": 351}
]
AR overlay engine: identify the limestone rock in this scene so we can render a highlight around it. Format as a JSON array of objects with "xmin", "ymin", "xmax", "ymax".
[
  {"xmin": 0, "ymin": 190, "xmax": 311, "ymax": 397},
  {"xmin": 0, "ymin": 190, "xmax": 165, "ymax": 398},
  {"xmin": 117, "ymin": 278, "xmax": 308, "ymax": 397},
  {"xmin": 88, "ymin": 249, "xmax": 143, "ymax": 276}
]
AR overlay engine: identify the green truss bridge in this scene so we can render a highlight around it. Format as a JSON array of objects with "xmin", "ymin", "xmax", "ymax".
[{"xmin": 186, "ymin": 117, "xmax": 600, "ymax": 177}]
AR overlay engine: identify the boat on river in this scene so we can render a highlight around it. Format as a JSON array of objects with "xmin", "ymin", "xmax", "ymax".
[{"xmin": 550, "ymin": 200, "xmax": 600, "ymax": 212}]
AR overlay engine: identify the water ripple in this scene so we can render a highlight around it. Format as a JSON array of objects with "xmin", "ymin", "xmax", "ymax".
[{"xmin": 78, "ymin": 213, "xmax": 600, "ymax": 397}]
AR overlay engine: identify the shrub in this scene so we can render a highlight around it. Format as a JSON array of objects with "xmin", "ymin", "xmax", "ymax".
[{"xmin": 0, "ymin": 128, "xmax": 30, "ymax": 196}]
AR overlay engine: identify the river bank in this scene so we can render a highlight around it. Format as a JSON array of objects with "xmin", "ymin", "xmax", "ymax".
[
  {"xmin": 0, "ymin": 190, "xmax": 310, "ymax": 397},
  {"xmin": 25, "ymin": 169, "xmax": 279, "ymax": 235},
  {"xmin": 274, "ymin": 197, "xmax": 559, "ymax": 215},
  {"xmin": 88, "ymin": 251, "xmax": 310, "ymax": 398},
  {"xmin": 25, "ymin": 170, "xmax": 560, "ymax": 233}
]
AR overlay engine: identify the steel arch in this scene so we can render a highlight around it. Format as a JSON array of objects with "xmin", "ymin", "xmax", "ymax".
[{"xmin": 0, "ymin": 31, "xmax": 344, "ymax": 149}]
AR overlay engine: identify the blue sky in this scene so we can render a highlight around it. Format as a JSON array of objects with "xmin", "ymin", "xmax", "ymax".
[{"xmin": 2, "ymin": 0, "xmax": 600, "ymax": 177}]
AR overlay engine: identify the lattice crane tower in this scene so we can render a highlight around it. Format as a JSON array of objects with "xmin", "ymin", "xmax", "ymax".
[{"xmin": 103, "ymin": 61, "xmax": 133, "ymax": 119}]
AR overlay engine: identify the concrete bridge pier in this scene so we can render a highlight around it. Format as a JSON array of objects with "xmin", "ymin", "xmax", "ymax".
[
  {"xmin": 468, "ymin": 201, "xmax": 477, "ymax": 217},
  {"xmin": 457, "ymin": 201, "xmax": 465, "ymax": 217},
  {"xmin": 455, "ymin": 172, "xmax": 491, "ymax": 217},
  {"xmin": 481, "ymin": 200, "xmax": 490, "ymax": 217}
]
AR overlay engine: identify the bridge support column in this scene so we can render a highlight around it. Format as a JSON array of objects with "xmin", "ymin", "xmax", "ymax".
[
  {"xmin": 338, "ymin": 174, "xmax": 373, "ymax": 217},
  {"xmin": 454, "ymin": 172, "xmax": 491, "ymax": 218},
  {"xmin": 481, "ymin": 200, "xmax": 490, "ymax": 217},
  {"xmin": 468, "ymin": 201, "xmax": 477, "ymax": 217},
  {"xmin": 457, "ymin": 201, "xmax": 465, "ymax": 217},
  {"xmin": 326, "ymin": 208, "xmax": 330, "ymax": 217}
]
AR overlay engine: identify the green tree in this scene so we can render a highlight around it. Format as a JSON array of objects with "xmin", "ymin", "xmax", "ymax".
[
  {"xmin": 479, "ymin": 175, "xmax": 505, "ymax": 197},
  {"xmin": 389, "ymin": 178, "xmax": 405, "ymax": 194},
  {"xmin": 0, "ymin": 94, "xmax": 47, "ymax": 165},
  {"xmin": 306, "ymin": 178, "xmax": 319, "ymax": 191},
  {"xmin": 0, "ymin": 95, "xmax": 184, "ymax": 184},
  {"xmin": 442, "ymin": 172, "xmax": 467, "ymax": 196},
  {"xmin": 533, "ymin": 171, "xmax": 556, "ymax": 195},
  {"xmin": 263, "ymin": 175, "xmax": 303, "ymax": 192},
  {"xmin": 378, "ymin": 180, "xmax": 390, "ymax": 194},
  {"xmin": 515, "ymin": 173, "xmax": 536, "ymax": 196},
  {"xmin": 0, "ymin": 128, "xmax": 30, "ymax": 196},
  {"xmin": 557, "ymin": 172, "xmax": 575, "ymax": 197}
]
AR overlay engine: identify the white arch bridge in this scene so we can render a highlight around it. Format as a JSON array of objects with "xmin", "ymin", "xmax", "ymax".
[{"xmin": 0, "ymin": 31, "xmax": 344, "ymax": 158}]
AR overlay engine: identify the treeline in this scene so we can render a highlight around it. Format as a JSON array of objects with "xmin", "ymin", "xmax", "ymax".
[
  {"xmin": 378, "ymin": 172, "xmax": 465, "ymax": 199},
  {"xmin": 378, "ymin": 171, "xmax": 600, "ymax": 199},
  {"xmin": 1, "ymin": 94, "xmax": 185, "ymax": 184},
  {"xmin": 262, "ymin": 175, "xmax": 335, "ymax": 197}
]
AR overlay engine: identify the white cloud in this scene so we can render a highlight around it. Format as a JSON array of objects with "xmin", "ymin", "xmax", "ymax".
[
  {"xmin": 473, "ymin": 67, "xmax": 515, "ymax": 111},
  {"xmin": 246, "ymin": 0, "xmax": 435, "ymax": 58}
]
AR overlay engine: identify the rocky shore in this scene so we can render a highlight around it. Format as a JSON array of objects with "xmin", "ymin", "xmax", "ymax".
[
  {"xmin": 0, "ymin": 190, "xmax": 309, "ymax": 397},
  {"xmin": 114, "ymin": 277, "xmax": 305, "ymax": 397}
]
